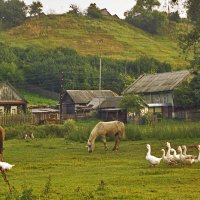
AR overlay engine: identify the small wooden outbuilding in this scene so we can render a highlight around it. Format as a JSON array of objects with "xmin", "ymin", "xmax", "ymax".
[
  {"xmin": 28, "ymin": 106, "xmax": 59, "ymax": 124},
  {"xmin": 100, "ymin": 8, "xmax": 112, "ymax": 16},
  {"xmin": 97, "ymin": 96, "xmax": 127, "ymax": 123},
  {"xmin": 60, "ymin": 90, "xmax": 118, "ymax": 116}
]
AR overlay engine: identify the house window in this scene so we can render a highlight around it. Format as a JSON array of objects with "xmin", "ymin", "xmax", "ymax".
[
  {"xmin": 163, "ymin": 96, "xmax": 168, "ymax": 103},
  {"xmin": 0, "ymin": 106, "xmax": 4, "ymax": 115},
  {"xmin": 11, "ymin": 106, "xmax": 17, "ymax": 114},
  {"xmin": 155, "ymin": 107, "xmax": 161, "ymax": 113}
]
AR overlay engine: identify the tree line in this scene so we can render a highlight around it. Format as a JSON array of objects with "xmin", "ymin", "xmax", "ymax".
[{"xmin": 0, "ymin": 43, "xmax": 171, "ymax": 94}]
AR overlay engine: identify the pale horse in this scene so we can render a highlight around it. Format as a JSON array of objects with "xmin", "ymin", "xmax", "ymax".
[{"xmin": 86, "ymin": 121, "xmax": 125, "ymax": 153}]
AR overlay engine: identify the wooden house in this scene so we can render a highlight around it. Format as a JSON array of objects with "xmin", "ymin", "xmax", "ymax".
[
  {"xmin": 123, "ymin": 70, "xmax": 193, "ymax": 118},
  {"xmin": 97, "ymin": 96, "xmax": 127, "ymax": 123},
  {"xmin": 60, "ymin": 90, "xmax": 118, "ymax": 116},
  {"xmin": 0, "ymin": 81, "xmax": 27, "ymax": 114},
  {"xmin": 100, "ymin": 8, "xmax": 112, "ymax": 16}
]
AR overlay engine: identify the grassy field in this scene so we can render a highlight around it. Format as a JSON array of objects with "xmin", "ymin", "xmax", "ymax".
[
  {"xmin": 0, "ymin": 14, "xmax": 189, "ymax": 68},
  {"xmin": 2, "ymin": 137, "xmax": 200, "ymax": 199},
  {"xmin": 19, "ymin": 90, "xmax": 58, "ymax": 106}
]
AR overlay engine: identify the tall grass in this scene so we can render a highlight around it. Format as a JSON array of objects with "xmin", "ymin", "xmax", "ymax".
[
  {"xmin": 4, "ymin": 119, "xmax": 200, "ymax": 141},
  {"xmin": 125, "ymin": 120, "xmax": 200, "ymax": 140}
]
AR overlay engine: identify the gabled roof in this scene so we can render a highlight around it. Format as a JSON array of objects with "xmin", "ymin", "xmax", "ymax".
[
  {"xmin": 100, "ymin": 8, "xmax": 112, "ymax": 16},
  {"xmin": 123, "ymin": 70, "xmax": 191, "ymax": 94},
  {"xmin": 99, "ymin": 96, "xmax": 123, "ymax": 108},
  {"xmin": 0, "ymin": 81, "xmax": 26, "ymax": 102},
  {"xmin": 65, "ymin": 90, "xmax": 118, "ymax": 104}
]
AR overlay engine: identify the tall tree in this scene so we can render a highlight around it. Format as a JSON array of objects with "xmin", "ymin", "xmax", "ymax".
[
  {"xmin": 86, "ymin": 3, "xmax": 102, "ymax": 19},
  {"xmin": 29, "ymin": 1, "xmax": 43, "ymax": 17},
  {"xmin": 67, "ymin": 4, "xmax": 82, "ymax": 15},
  {"xmin": 132, "ymin": 0, "xmax": 161, "ymax": 14},
  {"xmin": 125, "ymin": 0, "xmax": 168, "ymax": 34},
  {"xmin": 174, "ymin": 0, "xmax": 200, "ymax": 69},
  {"xmin": 0, "ymin": 0, "xmax": 27, "ymax": 28}
]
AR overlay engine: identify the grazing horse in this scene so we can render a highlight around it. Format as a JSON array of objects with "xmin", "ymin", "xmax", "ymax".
[
  {"xmin": 86, "ymin": 121, "xmax": 125, "ymax": 153},
  {"xmin": 0, "ymin": 126, "xmax": 5, "ymax": 161}
]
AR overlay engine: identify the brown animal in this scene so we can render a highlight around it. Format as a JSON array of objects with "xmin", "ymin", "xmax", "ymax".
[
  {"xmin": 0, "ymin": 126, "xmax": 5, "ymax": 161},
  {"xmin": 86, "ymin": 121, "xmax": 125, "ymax": 153}
]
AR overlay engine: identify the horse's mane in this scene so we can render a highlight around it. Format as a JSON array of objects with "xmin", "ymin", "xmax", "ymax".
[
  {"xmin": 88, "ymin": 122, "xmax": 102, "ymax": 142},
  {"xmin": 0, "ymin": 126, "xmax": 5, "ymax": 154}
]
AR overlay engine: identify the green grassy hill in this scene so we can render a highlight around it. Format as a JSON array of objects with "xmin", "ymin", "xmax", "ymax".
[{"xmin": 0, "ymin": 14, "xmax": 188, "ymax": 68}]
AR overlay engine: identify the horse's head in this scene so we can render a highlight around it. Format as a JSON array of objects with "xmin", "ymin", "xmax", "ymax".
[{"xmin": 86, "ymin": 139, "xmax": 95, "ymax": 153}]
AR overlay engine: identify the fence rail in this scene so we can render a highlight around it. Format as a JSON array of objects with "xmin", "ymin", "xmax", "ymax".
[
  {"xmin": 0, "ymin": 114, "xmax": 36, "ymax": 126},
  {"xmin": 175, "ymin": 110, "xmax": 200, "ymax": 120}
]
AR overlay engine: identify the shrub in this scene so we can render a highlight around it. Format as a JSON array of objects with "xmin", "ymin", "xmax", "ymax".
[
  {"xmin": 34, "ymin": 124, "xmax": 66, "ymax": 138},
  {"xmin": 5, "ymin": 125, "xmax": 36, "ymax": 140},
  {"xmin": 126, "ymin": 10, "xmax": 168, "ymax": 34},
  {"xmin": 86, "ymin": 3, "xmax": 102, "ymax": 19}
]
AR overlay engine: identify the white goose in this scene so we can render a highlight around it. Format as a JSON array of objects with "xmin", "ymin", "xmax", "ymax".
[
  {"xmin": 194, "ymin": 145, "xmax": 200, "ymax": 163},
  {"xmin": 177, "ymin": 146, "xmax": 195, "ymax": 165},
  {"xmin": 170, "ymin": 148, "xmax": 181, "ymax": 162},
  {"xmin": 161, "ymin": 149, "xmax": 173, "ymax": 165},
  {"xmin": 166, "ymin": 142, "xmax": 174, "ymax": 160},
  {"xmin": 146, "ymin": 144, "xmax": 162, "ymax": 167},
  {"xmin": 0, "ymin": 161, "xmax": 14, "ymax": 172},
  {"xmin": 182, "ymin": 145, "xmax": 196, "ymax": 159}
]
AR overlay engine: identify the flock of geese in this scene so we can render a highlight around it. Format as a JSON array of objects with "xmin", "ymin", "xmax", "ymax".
[{"xmin": 146, "ymin": 142, "xmax": 200, "ymax": 166}]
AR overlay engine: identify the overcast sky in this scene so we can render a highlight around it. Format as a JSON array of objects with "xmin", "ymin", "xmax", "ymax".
[{"xmin": 23, "ymin": 0, "xmax": 186, "ymax": 19}]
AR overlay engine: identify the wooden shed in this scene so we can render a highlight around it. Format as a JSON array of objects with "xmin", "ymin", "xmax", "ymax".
[
  {"xmin": 60, "ymin": 90, "xmax": 118, "ymax": 116},
  {"xmin": 0, "ymin": 81, "xmax": 27, "ymax": 114},
  {"xmin": 29, "ymin": 106, "xmax": 59, "ymax": 124},
  {"xmin": 123, "ymin": 70, "xmax": 193, "ymax": 118},
  {"xmin": 97, "ymin": 96, "xmax": 127, "ymax": 123},
  {"xmin": 100, "ymin": 8, "xmax": 112, "ymax": 16}
]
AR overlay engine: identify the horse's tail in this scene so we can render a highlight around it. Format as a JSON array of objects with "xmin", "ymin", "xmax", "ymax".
[
  {"xmin": 117, "ymin": 121, "xmax": 125, "ymax": 139},
  {"xmin": 0, "ymin": 126, "xmax": 5, "ymax": 155}
]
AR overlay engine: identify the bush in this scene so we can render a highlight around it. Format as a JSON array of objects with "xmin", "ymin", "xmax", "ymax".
[
  {"xmin": 86, "ymin": 3, "xmax": 102, "ymax": 19},
  {"xmin": 126, "ymin": 10, "xmax": 168, "ymax": 34},
  {"xmin": 5, "ymin": 125, "xmax": 36, "ymax": 140}
]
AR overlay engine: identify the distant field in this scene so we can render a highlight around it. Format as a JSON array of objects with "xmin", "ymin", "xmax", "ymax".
[
  {"xmin": 0, "ymin": 14, "xmax": 189, "ymax": 68},
  {"xmin": 19, "ymin": 90, "xmax": 58, "ymax": 106},
  {"xmin": 2, "ymin": 138, "xmax": 200, "ymax": 199}
]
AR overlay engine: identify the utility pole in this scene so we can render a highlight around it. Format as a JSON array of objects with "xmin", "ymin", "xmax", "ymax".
[
  {"xmin": 59, "ymin": 71, "xmax": 64, "ymax": 123},
  {"xmin": 97, "ymin": 39, "xmax": 103, "ymax": 90},
  {"xmin": 99, "ymin": 56, "xmax": 102, "ymax": 90}
]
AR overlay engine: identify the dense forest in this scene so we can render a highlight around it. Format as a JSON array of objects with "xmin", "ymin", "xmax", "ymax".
[{"xmin": 0, "ymin": 42, "xmax": 171, "ymax": 94}]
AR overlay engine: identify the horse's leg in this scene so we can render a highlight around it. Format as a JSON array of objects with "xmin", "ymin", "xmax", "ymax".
[
  {"xmin": 102, "ymin": 136, "xmax": 108, "ymax": 151},
  {"xmin": 112, "ymin": 134, "xmax": 120, "ymax": 151}
]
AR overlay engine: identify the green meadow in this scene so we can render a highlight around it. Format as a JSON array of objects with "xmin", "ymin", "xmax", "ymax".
[{"xmin": 2, "ymin": 124, "xmax": 200, "ymax": 199}]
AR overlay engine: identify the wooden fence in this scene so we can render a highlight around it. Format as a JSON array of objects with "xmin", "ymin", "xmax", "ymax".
[
  {"xmin": 0, "ymin": 113, "xmax": 93, "ymax": 126},
  {"xmin": 175, "ymin": 110, "xmax": 200, "ymax": 120},
  {"xmin": 0, "ymin": 114, "xmax": 37, "ymax": 126}
]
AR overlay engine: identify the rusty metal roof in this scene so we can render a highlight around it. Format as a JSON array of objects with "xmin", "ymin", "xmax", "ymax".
[
  {"xmin": 123, "ymin": 70, "xmax": 191, "ymax": 94},
  {"xmin": 65, "ymin": 90, "xmax": 118, "ymax": 104}
]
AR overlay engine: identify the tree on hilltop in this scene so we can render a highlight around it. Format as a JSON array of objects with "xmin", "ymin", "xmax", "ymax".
[
  {"xmin": 125, "ymin": 0, "xmax": 168, "ymax": 34},
  {"xmin": 29, "ymin": 1, "xmax": 43, "ymax": 17},
  {"xmin": 86, "ymin": 3, "xmax": 102, "ymax": 19},
  {"xmin": 67, "ymin": 4, "xmax": 82, "ymax": 15},
  {"xmin": 0, "ymin": 0, "xmax": 27, "ymax": 28}
]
